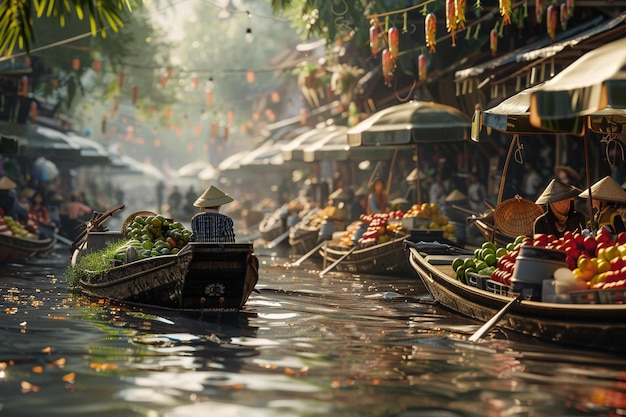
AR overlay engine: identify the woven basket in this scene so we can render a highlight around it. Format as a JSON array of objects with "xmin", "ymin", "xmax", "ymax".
[
  {"xmin": 493, "ymin": 196, "xmax": 544, "ymax": 237},
  {"xmin": 121, "ymin": 211, "xmax": 157, "ymax": 232}
]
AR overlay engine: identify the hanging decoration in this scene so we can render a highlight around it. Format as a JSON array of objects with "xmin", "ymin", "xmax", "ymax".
[
  {"xmin": 560, "ymin": 3, "xmax": 568, "ymax": 30},
  {"xmin": 382, "ymin": 49, "xmax": 394, "ymax": 86},
  {"xmin": 418, "ymin": 54, "xmax": 427, "ymax": 81},
  {"xmin": 192, "ymin": 77, "xmax": 199, "ymax": 89},
  {"xmin": 499, "ymin": 0, "xmax": 512, "ymax": 25},
  {"xmin": 490, "ymin": 26, "xmax": 499, "ymax": 56},
  {"xmin": 271, "ymin": 91, "xmax": 280, "ymax": 102},
  {"xmin": 566, "ymin": 0, "xmax": 574, "ymax": 17},
  {"xmin": 446, "ymin": 0, "xmax": 458, "ymax": 46},
  {"xmin": 369, "ymin": 23, "xmax": 380, "ymax": 56},
  {"xmin": 205, "ymin": 90, "xmax": 213, "ymax": 107},
  {"xmin": 547, "ymin": 4, "xmax": 557, "ymax": 41},
  {"xmin": 246, "ymin": 71, "xmax": 255, "ymax": 83},
  {"xmin": 72, "ymin": 58, "xmax": 81, "ymax": 71},
  {"xmin": 456, "ymin": 0, "xmax": 466, "ymax": 30},
  {"xmin": 535, "ymin": 0, "xmax": 544, "ymax": 23},
  {"xmin": 164, "ymin": 108, "xmax": 173, "ymax": 118},
  {"xmin": 131, "ymin": 85, "xmax": 138, "ymax": 104},
  {"xmin": 30, "ymin": 101, "xmax": 37, "ymax": 123},
  {"xmin": 425, "ymin": 13, "xmax": 437, "ymax": 53},
  {"xmin": 388, "ymin": 27, "xmax": 399, "ymax": 60},
  {"xmin": 93, "ymin": 60, "xmax": 101, "ymax": 73}
]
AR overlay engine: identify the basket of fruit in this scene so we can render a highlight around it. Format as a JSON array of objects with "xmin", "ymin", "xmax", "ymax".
[{"xmin": 493, "ymin": 196, "xmax": 544, "ymax": 237}]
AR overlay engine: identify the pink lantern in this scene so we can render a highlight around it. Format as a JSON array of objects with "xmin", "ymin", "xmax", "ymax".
[
  {"xmin": 425, "ymin": 13, "xmax": 437, "ymax": 53},
  {"xmin": 418, "ymin": 54, "xmax": 427, "ymax": 81},
  {"xmin": 369, "ymin": 24, "xmax": 380, "ymax": 56},
  {"xmin": 382, "ymin": 49, "xmax": 394, "ymax": 86},
  {"xmin": 388, "ymin": 27, "xmax": 399, "ymax": 60}
]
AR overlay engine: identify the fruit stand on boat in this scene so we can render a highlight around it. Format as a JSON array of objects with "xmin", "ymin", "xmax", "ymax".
[{"xmin": 0, "ymin": 212, "xmax": 55, "ymax": 263}]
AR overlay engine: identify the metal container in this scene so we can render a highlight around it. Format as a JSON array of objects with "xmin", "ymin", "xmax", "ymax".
[{"xmin": 511, "ymin": 246, "xmax": 568, "ymax": 301}]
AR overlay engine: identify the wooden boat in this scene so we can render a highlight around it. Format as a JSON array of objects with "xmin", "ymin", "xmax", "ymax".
[
  {"xmin": 470, "ymin": 209, "xmax": 517, "ymax": 247},
  {"xmin": 73, "ymin": 239, "xmax": 258, "ymax": 311},
  {"xmin": 405, "ymin": 240, "xmax": 626, "ymax": 353},
  {"xmin": 319, "ymin": 234, "xmax": 411, "ymax": 275},
  {"xmin": 0, "ymin": 232, "xmax": 55, "ymax": 263},
  {"xmin": 258, "ymin": 207, "xmax": 288, "ymax": 243}
]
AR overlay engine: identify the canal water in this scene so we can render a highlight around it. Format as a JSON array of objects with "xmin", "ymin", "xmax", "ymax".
[{"xmin": 1, "ymin": 242, "xmax": 626, "ymax": 417}]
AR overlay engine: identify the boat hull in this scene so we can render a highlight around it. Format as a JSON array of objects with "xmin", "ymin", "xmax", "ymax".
[
  {"xmin": 406, "ymin": 245, "xmax": 626, "ymax": 353},
  {"xmin": 0, "ymin": 233, "xmax": 55, "ymax": 263}
]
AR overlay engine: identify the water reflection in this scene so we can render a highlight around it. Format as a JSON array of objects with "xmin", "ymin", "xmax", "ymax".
[{"xmin": 0, "ymin": 245, "xmax": 626, "ymax": 417}]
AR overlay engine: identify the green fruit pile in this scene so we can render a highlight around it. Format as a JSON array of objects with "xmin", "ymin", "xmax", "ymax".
[
  {"xmin": 115, "ymin": 215, "xmax": 192, "ymax": 261},
  {"xmin": 452, "ymin": 241, "xmax": 509, "ymax": 282}
]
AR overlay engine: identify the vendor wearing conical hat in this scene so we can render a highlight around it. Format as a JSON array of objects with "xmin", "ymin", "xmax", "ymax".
[
  {"xmin": 0, "ymin": 176, "xmax": 29, "ymax": 222},
  {"xmin": 533, "ymin": 179, "xmax": 586, "ymax": 238},
  {"xmin": 579, "ymin": 176, "xmax": 626, "ymax": 234},
  {"xmin": 190, "ymin": 185, "xmax": 236, "ymax": 242}
]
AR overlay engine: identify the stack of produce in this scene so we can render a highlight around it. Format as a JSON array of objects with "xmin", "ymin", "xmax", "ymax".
[
  {"xmin": 403, "ymin": 203, "xmax": 455, "ymax": 239},
  {"xmin": 452, "ymin": 240, "xmax": 513, "ymax": 284},
  {"xmin": 0, "ymin": 214, "xmax": 39, "ymax": 240},
  {"xmin": 115, "ymin": 215, "xmax": 192, "ymax": 261},
  {"xmin": 357, "ymin": 211, "xmax": 405, "ymax": 246}
]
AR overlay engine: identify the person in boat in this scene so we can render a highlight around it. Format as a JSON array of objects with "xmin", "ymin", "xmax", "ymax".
[
  {"xmin": 191, "ymin": 185, "xmax": 236, "ymax": 242},
  {"xmin": 29, "ymin": 190, "xmax": 58, "ymax": 233},
  {"xmin": 367, "ymin": 177, "xmax": 388, "ymax": 215},
  {"xmin": 533, "ymin": 178, "xmax": 586, "ymax": 238},
  {"xmin": 578, "ymin": 176, "xmax": 626, "ymax": 234},
  {"xmin": 0, "ymin": 176, "xmax": 29, "ymax": 223}
]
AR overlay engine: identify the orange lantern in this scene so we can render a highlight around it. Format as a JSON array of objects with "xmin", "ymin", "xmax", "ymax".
[
  {"xmin": 30, "ymin": 101, "xmax": 37, "ymax": 123},
  {"xmin": 499, "ymin": 0, "xmax": 512, "ymax": 25},
  {"xmin": 227, "ymin": 109, "xmax": 235, "ymax": 125},
  {"xmin": 118, "ymin": 71, "xmax": 125, "ymax": 88},
  {"xmin": 246, "ymin": 71, "xmax": 255, "ymax": 83},
  {"xmin": 72, "ymin": 58, "xmax": 80, "ymax": 71},
  {"xmin": 164, "ymin": 108, "xmax": 173, "ymax": 118},
  {"xmin": 547, "ymin": 4, "xmax": 557, "ymax": 41},
  {"xmin": 388, "ymin": 27, "xmax": 399, "ymax": 60},
  {"xmin": 446, "ymin": 0, "xmax": 457, "ymax": 47},
  {"xmin": 535, "ymin": 0, "xmax": 544, "ymax": 23},
  {"xmin": 205, "ymin": 91, "xmax": 213, "ymax": 107},
  {"xmin": 382, "ymin": 49, "xmax": 394, "ymax": 86},
  {"xmin": 131, "ymin": 85, "xmax": 138, "ymax": 104},
  {"xmin": 252, "ymin": 111, "xmax": 260, "ymax": 121},
  {"xmin": 425, "ymin": 13, "xmax": 437, "ymax": 53},
  {"xmin": 455, "ymin": 0, "xmax": 466, "ymax": 30},
  {"xmin": 560, "ymin": 3, "xmax": 568, "ymax": 30},
  {"xmin": 418, "ymin": 54, "xmax": 427, "ymax": 81},
  {"xmin": 271, "ymin": 91, "xmax": 280, "ymax": 102},
  {"xmin": 490, "ymin": 28, "xmax": 498, "ymax": 57},
  {"xmin": 192, "ymin": 77, "xmax": 199, "ymax": 89},
  {"xmin": 369, "ymin": 23, "xmax": 380, "ymax": 56}
]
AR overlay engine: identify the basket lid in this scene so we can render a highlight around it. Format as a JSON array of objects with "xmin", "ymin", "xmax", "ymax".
[{"xmin": 494, "ymin": 196, "xmax": 544, "ymax": 237}]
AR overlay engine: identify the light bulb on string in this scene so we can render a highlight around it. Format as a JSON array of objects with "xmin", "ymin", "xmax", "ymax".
[{"xmin": 245, "ymin": 28, "xmax": 254, "ymax": 43}]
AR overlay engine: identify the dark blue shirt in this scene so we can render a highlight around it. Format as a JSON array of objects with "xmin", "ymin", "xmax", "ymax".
[{"xmin": 191, "ymin": 209, "xmax": 236, "ymax": 242}]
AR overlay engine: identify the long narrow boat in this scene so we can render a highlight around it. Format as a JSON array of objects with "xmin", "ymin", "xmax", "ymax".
[
  {"xmin": 0, "ymin": 233, "xmax": 55, "ymax": 263},
  {"xmin": 469, "ymin": 209, "xmax": 517, "ymax": 248},
  {"xmin": 405, "ymin": 241, "xmax": 626, "ymax": 353},
  {"xmin": 72, "ymin": 238, "xmax": 258, "ymax": 311},
  {"xmin": 319, "ymin": 234, "xmax": 411, "ymax": 275}
]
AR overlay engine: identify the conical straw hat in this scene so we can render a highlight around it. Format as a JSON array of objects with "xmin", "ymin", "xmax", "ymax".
[
  {"xmin": 193, "ymin": 185, "xmax": 234, "ymax": 207},
  {"xmin": 535, "ymin": 179, "xmax": 582, "ymax": 204},
  {"xmin": 0, "ymin": 176, "xmax": 17, "ymax": 190},
  {"xmin": 579, "ymin": 176, "xmax": 626, "ymax": 203},
  {"xmin": 445, "ymin": 189, "xmax": 467, "ymax": 202}
]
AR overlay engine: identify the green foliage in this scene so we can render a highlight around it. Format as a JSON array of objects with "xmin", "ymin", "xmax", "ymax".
[{"xmin": 65, "ymin": 239, "xmax": 127, "ymax": 287}]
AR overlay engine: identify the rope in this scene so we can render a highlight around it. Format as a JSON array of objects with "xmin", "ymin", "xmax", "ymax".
[{"xmin": 601, "ymin": 134, "xmax": 625, "ymax": 167}]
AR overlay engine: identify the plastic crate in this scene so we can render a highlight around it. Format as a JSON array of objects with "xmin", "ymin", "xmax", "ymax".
[
  {"xmin": 486, "ymin": 279, "xmax": 510, "ymax": 296},
  {"xmin": 466, "ymin": 272, "xmax": 490, "ymax": 290},
  {"xmin": 569, "ymin": 289, "xmax": 600, "ymax": 304},
  {"xmin": 597, "ymin": 288, "xmax": 626, "ymax": 304}
]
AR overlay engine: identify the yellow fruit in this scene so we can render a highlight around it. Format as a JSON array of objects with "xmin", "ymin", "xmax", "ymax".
[
  {"xmin": 604, "ymin": 245, "xmax": 619, "ymax": 262},
  {"xmin": 430, "ymin": 203, "xmax": 440, "ymax": 215},
  {"xmin": 618, "ymin": 244, "xmax": 626, "ymax": 258},
  {"xmin": 596, "ymin": 259, "xmax": 610, "ymax": 273}
]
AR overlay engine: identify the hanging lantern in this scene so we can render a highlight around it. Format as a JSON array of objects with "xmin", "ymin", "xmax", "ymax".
[
  {"xmin": 369, "ymin": 23, "xmax": 380, "ymax": 56},
  {"xmin": 118, "ymin": 71, "xmax": 125, "ymax": 88},
  {"xmin": 246, "ymin": 71, "xmax": 255, "ymax": 83},
  {"xmin": 300, "ymin": 108, "xmax": 307, "ymax": 126},
  {"xmin": 164, "ymin": 108, "xmax": 173, "ymax": 118},
  {"xmin": 560, "ymin": 3, "xmax": 568, "ymax": 30},
  {"xmin": 205, "ymin": 90, "xmax": 213, "ymax": 107},
  {"xmin": 455, "ymin": 0, "xmax": 466, "ymax": 30},
  {"xmin": 566, "ymin": 0, "xmax": 574, "ymax": 17},
  {"xmin": 271, "ymin": 91, "xmax": 280, "ymax": 102},
  {"xmin": 30, "ymin": 101, "xmax": 37, "ymax": 123},
  {"xmin": 547, "ymin": 4, "xmax": 557, "ymax": 41},
  {"xmin": 192, "ymin": 77, "xmax": 199, "ymax": 89},
  {"xmin": 499, "ymin": 0, "xmax": 512, "ymax": 25},
  {"xmin": 131, "ymin": 85, "xmax": 138, "ymax": 104},
  {"xmin": 446, "ymin": 0, "xmax": 457, "ymax": 47},
  {"xmin": 535, "ymin": 0, "xmax": 544, "ymax": 23},
  {"xmin": 227, "ymin": 109, "xmax": 235, "ymax": 124},
  {"xmin": 19, "ymin": 76, "xmax": 28, "ymax": 96},
  {"xmin": 490, "ymin": 28, "xmax": 498, "ymax": 57},
  {"xmin": 72, "ymin": 58, "xmax": 80, "ymax": 71},
  {"xmin": 93, "ymin": 60, "xmax": 101, "ymax": 73},
  {"xmin": 425, "ymin": 13, "xmax": 437, "ymax": 53},
  {"xmin": 418, "ymin": 54, "xmax": 427, "ymax": 81},
  {"xmin": 388, "ymin": 27, "xmax": 399, "ymax": 60},
  {"xmin": 382, "ymin": 49, "xmax": 394, "ymax": 87}
]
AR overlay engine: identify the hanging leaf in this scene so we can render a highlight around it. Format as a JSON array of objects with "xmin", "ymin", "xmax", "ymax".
[
  {"xmin": 446, "ymin": 0, "xmax": 458, "ymax": 46},
  {"xmin": 425, "ymin": 13, "xmax": 437, "ymax": 53},
  {"xmin": 500, "ymin": 0, "xmax": 512, "ymax": 25}
]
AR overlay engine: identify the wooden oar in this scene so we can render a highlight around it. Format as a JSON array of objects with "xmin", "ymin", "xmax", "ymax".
[
  {"xmin": 54, "ymin": 233, "xmax": 73, "ymax": 246},
  {"xmin": 468, "ymin": 294, "xmax": 522, "ymax": 342},
  {"xmin": 319, "ymin": 246, "xmax": 356, "ymax": 277},
  {"xmin": 290, "ymin": 240, "xmax": 326, "ymax": 267},
  {"xmin": 267, "ymin": 230, "xmax": 290, "ymax": 249}
]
